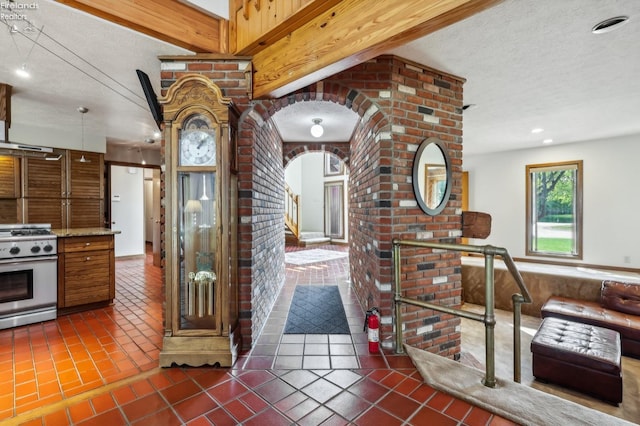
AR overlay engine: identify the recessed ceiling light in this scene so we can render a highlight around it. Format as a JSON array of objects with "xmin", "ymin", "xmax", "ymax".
[
  {"xmin": 531, "ymin": 128, "xmax": 544, "ymax": 134},
  {"xmin": 592, "ymin": 16, "xmax": 629, "ymax": 34},
  {"xmin": 542, "ymin": 139, "xmax": 553, "ymax": 144}
]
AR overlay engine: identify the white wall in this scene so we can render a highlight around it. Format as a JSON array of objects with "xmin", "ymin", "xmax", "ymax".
[
  {"xmin": 464, "ymin": 134, "xmax": 640, "ymax": 268},
  {"xmin": 11, "ymin": 122, "xmax": 106, "ymax": 152},
  {"xmin": 110, "ymin": 166, "xmax": 145, "ymax": 257},
  {"xmin": 284, "ymin": 155, "xmax": 303, "ymax": 194}
]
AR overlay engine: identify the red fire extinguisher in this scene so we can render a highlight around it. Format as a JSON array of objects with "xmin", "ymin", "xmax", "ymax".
[{"xmin": 364, "ymin": 307, "xmax": 380, "ymax": 353}]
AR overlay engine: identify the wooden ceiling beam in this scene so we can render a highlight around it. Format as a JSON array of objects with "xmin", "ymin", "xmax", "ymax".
[
  {"xmin": 251, "ymin": 0, "xmax": 503, "ymax": 99},
  {"xmin": 55, "ymin": 0, "xmax": 227, "ymax": 53}
]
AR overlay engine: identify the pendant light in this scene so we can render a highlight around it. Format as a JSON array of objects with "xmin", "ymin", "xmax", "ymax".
[{"xmin": 76, "ymin": 106, "xmax": 91, "ymax": 163}]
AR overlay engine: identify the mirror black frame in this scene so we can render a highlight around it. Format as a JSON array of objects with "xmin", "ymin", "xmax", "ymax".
[{"xmin": 412, "ymin": 137, "xmax": 452, "ymax": 215}]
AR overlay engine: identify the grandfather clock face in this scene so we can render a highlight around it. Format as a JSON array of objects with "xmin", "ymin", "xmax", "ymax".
[{"xmin": 179, "ymin": 115, "xmax": 216, "ymax": 167}]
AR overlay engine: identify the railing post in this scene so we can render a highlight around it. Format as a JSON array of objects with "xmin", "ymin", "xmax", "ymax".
[
  {"xmin": 512, "ymin": 293, "xmax": 524, "ymax": 383},
  {"xmin": 393, "ymin": 240, "xmax": 404, "ymax": 354},
  {"xmin": 483, "ymin": 251, "xmax": 496, "ymax": 388}
]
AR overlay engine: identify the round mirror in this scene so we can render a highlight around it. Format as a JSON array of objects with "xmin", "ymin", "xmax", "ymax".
[{"xmin": 412, "ymin": 138, "xmax": 452, "ymax": 215}]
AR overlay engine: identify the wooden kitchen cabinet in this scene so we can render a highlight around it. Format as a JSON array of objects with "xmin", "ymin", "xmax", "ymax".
[
  {"xmin": 0, "ymin": 155, "xmax": 22, "ymax": 222},
  {"xmin": 23, "ymin": 152, "xmax": 65, "ymax": 197},
  {"xmin": 23, "ymin": 198, "xmax": 65, "ymax": 228},
  {"xmin": 57, "ymin": 234, "xmax": 115, "ymax": 314},
  {"xmin": 0, "ymin": 155, "xmax": 20, "ymax": 198},
  {"xmin": 23, "ymin": 198, "xmax": 103, "ymax": 229},
  {"xmin": 22, "ymin": 150, "xmax": 104, "ymax": 227},
  {"xmin": 68, "ymin": 151, "xmax": 104, "ymax": 198}
]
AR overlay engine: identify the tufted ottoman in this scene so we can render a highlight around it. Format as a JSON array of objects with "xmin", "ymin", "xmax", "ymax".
[{"xmin": 531, "ymin": 317, "xmax": 622, "ymax": 404}]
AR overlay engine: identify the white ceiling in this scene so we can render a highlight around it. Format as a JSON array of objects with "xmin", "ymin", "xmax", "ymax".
[
  {"xmin": 1, "ymin": 0, "xmax": 639, "ymax": 156},
  {"xmin": 0, "ymin": 1, "xmax": 190, "ymax": 150}
]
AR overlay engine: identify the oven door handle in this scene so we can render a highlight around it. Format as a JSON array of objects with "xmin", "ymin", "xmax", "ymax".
[{"xmin": 0, "ymin": 255, "xmax": 58, "ymax": 266}]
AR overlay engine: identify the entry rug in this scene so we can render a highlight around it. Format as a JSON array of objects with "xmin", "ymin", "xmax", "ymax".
[
  {"xmin": 284, "ymin": 249, "xmax": 348, "ymax": 266},
  {"xmin": 284, "ymin": 285, "xmax": 350, "ymax": 334}
]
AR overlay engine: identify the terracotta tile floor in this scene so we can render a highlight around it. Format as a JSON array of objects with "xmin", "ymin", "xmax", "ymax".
[{"xmin": 1, "ymin": 245, "xmax": 516, "ymax": 425}]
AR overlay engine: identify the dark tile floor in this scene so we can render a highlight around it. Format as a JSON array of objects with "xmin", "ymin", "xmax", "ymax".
[{"xmin": 1, "ymin": 245, "xmax": 516, "ymax": 425}]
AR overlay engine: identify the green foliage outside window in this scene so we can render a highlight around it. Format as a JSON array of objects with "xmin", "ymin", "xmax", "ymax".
[{"xmin": 526, "ymin": 161, "xmax": 582, "ymax": 258}]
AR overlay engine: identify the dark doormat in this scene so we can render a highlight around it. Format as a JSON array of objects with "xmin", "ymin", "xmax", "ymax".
[{"xmin": 284, "ymin": 285, "xmax": 351, "ymax": 334}]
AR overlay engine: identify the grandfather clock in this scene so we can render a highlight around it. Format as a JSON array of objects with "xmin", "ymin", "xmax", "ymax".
[{"xmin": 159, "ymin": 74, "xmax": 240, "ymax": 367}]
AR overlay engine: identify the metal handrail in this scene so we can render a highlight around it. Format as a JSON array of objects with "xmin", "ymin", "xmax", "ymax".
[{"xmin": 392, "ymin": 239, "xmax": 532, "ymax": 387}]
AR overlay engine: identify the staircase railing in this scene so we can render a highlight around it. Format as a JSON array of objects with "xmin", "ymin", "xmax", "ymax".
[
  {"xmin": 392, "ymin": 239, "xmax": 532, "ymax": 387},
  {"xmin": 284, "ymin": 184, "xmax": 300, "ymax": 238}
]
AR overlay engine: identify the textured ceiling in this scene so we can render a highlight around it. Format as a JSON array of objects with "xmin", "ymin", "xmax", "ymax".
[{"xmin": 1, "ymin": 0, "xmax": 639, "ymax": 156}]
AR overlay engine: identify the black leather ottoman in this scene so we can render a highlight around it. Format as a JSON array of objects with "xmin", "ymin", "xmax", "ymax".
[{"xmin": 531, "ymin": 317, "xmax": 622, "ymax": 405}]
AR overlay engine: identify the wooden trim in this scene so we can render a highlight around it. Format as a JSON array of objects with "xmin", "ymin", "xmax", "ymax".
[
  {"xmin": 158, "ymin": 54, "xmax": 252, "ymax": 61},
  {"xmin": 525, "ymin": 160, "xmax": 583, "ymax": 259},
  {"xmin": 234, "ymin": 0, "xmax": 344, "ymax": 55},
  {"xmin": 510, "ymin": 256, "xmax": 640, "ymax": 275},
  {"xmin": 55, "ymin": 0, "xmax": 226, "ymax": 53},
  {"xmin": 251, "ymin": 0, "xmax": 502, "ymax": 98},
  {"xmin": 464, "ymin": 253, "xmax": 640, "ymax": 275},
  {"xmin": 0, "ymin": 84, "xmax": 11, "ymax": 132}
]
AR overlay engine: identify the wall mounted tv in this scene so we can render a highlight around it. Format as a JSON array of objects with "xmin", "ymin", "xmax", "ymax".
[{"xmin": 136, "ymin": 69, "xmax": 162, "ymax": 131}]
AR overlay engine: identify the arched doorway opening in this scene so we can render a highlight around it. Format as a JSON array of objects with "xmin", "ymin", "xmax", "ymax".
[
  {"xmin": 237, "ymin": 87, "xmax": 389, "ymax": 349},
  {"xmin": 284, "ymin": 149, "xmax": 350, "ymax": 246}
]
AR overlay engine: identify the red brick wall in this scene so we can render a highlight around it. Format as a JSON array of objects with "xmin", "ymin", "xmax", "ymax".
[
  {"xmin": 320, "ymin": 56, "xmax": 464, "ymax": 356},
  {"xmin": 160, "ymin": 55, "xmax": 464, "ymax": 356}
]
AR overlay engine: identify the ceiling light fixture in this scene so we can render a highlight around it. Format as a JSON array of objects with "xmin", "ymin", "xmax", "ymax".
[
  {"xmin": 15, "ymin": 63, "xmax": 30, "ymax": 78},
  {"xmin": 12, "ymin": 23, "xmax": 44, "ymax": 80},
  {"xmin": 153, "ymin": 131, "xmax": 161, "ymax": 139},
  {"xmin": 310, "ymin": 118, "xmax": 324, "ymax": 138},
  {"xmin": 531, "ymin": 128, "xmax": 544, "ymax": 134},
  {"xmin": 138, "ymin": 146, "xmax": 146, "ymax": 165},
  {"xmin": 542, "ymin": 139, "xmax": 553, "ymax": 144},
  {"xmin": 76, "ymin": 106, "xmax": 91, "ymax": 163},
  {"xmin": 592, "ymin": 16, "xmax": 629, "ymax": 34}
]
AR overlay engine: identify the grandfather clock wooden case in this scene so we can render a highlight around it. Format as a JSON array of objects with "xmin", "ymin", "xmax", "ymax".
[{"xmin": 159, "ymin": 74, "xmax": 240, "ymax": 367}]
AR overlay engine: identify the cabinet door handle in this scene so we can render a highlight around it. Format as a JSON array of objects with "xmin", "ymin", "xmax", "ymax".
[
  {"xmin": 85, "ymin": 242, "xmax": 91, "ymax": 246},
  {"xmin": 85, "ymin": 256, "xmax": 91, "ymax": 261}
]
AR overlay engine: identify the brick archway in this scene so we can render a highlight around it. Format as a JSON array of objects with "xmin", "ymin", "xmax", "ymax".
[
  {"xmin": 283, "ymin": 141, "xmax": 350, "ymax": 169},
  {"xmin": 237, "ymin": 82, "xmax": 390, "ymax": 348}
]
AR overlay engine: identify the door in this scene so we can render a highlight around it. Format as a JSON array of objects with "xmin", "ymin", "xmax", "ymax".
[
  {"xmin": 324, "ymin": 182, "xmax": 344, "ymax": 239},
  {"xmin": 110, "ymin": 165, "xmax": 145, "ymax": 257},
  {"xmin": 151, "ymin": 169, "xmax": 161, "ymax": 266},
  {"xmin": 142, "ymin": 168, "xmax": 161, "ymax": 266}
]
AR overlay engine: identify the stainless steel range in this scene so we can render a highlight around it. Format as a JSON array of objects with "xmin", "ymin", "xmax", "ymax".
[{"xmin": 0, "ymin": 224, "xmax": 57, "ymax": 329}]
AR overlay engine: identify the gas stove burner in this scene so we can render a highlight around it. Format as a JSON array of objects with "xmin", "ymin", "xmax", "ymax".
[
  {"xmin": 11, "ymin": 229, "xmax": 52, "ymax": 236},
  {"xmin": 0, "ymin": 224, "xmax": 57, "ymax": 260},
  {"xmin": 0, "ymin": 223, "xmax": 53, "ymax": 237}
]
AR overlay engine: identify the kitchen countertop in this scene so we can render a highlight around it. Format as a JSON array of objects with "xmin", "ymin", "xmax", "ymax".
[{"xmin": 52, "ymin": 228, "xmax": 122, "ymax": 237}]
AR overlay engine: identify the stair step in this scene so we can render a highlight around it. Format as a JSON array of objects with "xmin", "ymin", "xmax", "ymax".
[{"xmin": 299, "ymin": 232, "xmax": 326, "ymax": 239}]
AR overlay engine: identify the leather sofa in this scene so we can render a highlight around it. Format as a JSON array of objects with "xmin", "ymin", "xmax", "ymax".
[{"xmin": 541, "ymin": 280, "xmax": 640, "ymax": 358}]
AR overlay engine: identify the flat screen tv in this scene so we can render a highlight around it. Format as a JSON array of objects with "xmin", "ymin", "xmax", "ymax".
[{"xmin": 136, "ymin": 69, "xmax": 162, "ymax": 130}]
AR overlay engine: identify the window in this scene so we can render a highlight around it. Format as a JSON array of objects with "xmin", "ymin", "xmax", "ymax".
[{"xmin": 526, "ymin": 161, "xmax": 583, "ymax": 258}]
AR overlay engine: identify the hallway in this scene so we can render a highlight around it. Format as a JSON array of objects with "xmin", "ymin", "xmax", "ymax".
[{"xmin": 1, "ymin": 245, "xmax": 515, "ymax": 425}]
